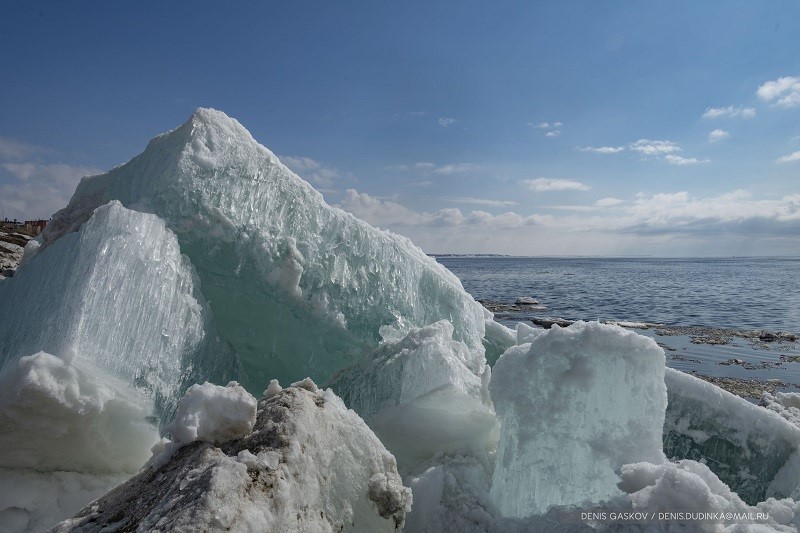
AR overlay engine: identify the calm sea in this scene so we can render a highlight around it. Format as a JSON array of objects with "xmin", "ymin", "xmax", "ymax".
[{"xmin": 436, "ymin": 256, "xmax": 800, "ymax": 332}]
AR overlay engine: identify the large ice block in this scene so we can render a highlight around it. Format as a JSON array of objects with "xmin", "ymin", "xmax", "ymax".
[
  {"xmin": 489, "ymin": 321, "xmax": 667, "ymax": 517},
  {"xmin": 663, "ymin": 368, "xmax": 800, "ymax": 504},
  {"xmin": 42, "ymin": 108, "xmax": 488, "ymax": 388},
  {"xmin": 0, "ymin": 201, "xmax": 236, "ymax": 414},
  {"xmin": 328, "ymin": 321, "xmax": 496, "ymax": 470}
]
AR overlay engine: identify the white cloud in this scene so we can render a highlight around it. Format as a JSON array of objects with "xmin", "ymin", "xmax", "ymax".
[
  {"xmin": 280, "ymin": 155, "xmax": 340, "ymax": 187},
  {"xmin": 595, "ymin": 197, "xmax": 624, "ymax": 207},
  {"xmin": 777, "ymin": 151, "xmax": 800, "ymax": 163},
  {"xmin": 535, "ymin": 122, "xmax": 550, "ymax": 129},
  {"xmin": 545, "ymin": 130, "xmax": 561, "ymax": 137},
  {"xmin": 339, "ymin": 189, "xmax": 543, "ymax": 230},
  {"xmin": 702, "ymin": 106, "xmax": 756, "ymax": 119},
  {"xmin": 337, "ymin": 187, "xmax": 800, "ymax": 255},
  {"xmin": 552, "ymin": 122, "xmax": 563, "ymax": 128},
  {"xmin": 339, "ymin": 189, "xmax": 423, "ymax": 226},
  {"xmin": 664, "ymin": 154, "xmax": 710, "ymax": 165},
  {"xmin": 522, "ymin": 178, "xmax": 591, "ymax": 192},
  {"xmin": 0, "ymin": 161, "xmax": 100, "ymax": 220},
  {"xmin": 0, "ymin": 137, "xmax": 52, "ymax": 161},
  {"xmin": 578, "ymin": 146, "xmax": 624, "ymax": 154},
  {"xmin": 629, "ymin": 139, "xmax": 681, "ymax": 155},
  {"xmin": 412, "ymin": 162, "xmax": 477, "ymax": 175},
  {"xmin": 708, "ymin": 129, "xmax": 729, "ymax": 143},
  {"xmin": 443, "ymin": 196, "xmax": 518, "ymax": 207},
  {"xmin": 757, "ymin": 76, "xmax": 800, "ymax": 108},
  {"xmin": 438, "ymin": 117, "xmax": 456, "ymax": 127}
]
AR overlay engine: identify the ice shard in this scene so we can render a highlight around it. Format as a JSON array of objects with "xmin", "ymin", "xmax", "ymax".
[
  {"xmin": 489, "ymin": 321, "xmax": 667, "ymax": 517},
  {"xmin": 328, "ymin": 320, "xmax": 496, "ymax": 470},
  {"xmin": 663, "ymin": 367, "xmax": 800, "ymax": 504},
  {"xmin": 42, "ymin": 108, "xmax": 488, "ymax": 388}
]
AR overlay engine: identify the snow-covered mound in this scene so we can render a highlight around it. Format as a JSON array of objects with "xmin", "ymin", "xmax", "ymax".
[
  {"xmin": 54, "ymin": 381, "xmax": 411, "ymax": 533},
  {"xmin": 0, "ymin": 352, "xmax": 158, "ymax": 533},
  {"xmin": 42, "ymin": 108, "xmax": 488, "ymax": 389}
]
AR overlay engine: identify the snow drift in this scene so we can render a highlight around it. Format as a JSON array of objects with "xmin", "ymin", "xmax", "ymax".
[{"xmin": 54, "ymin": 381, "xmax": 411, "ymax": 533}]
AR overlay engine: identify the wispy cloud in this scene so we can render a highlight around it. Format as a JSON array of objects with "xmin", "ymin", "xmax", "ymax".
[
  {"xmin": 0, "ymin": 161, "xmax": 100, "ymax": 220},
  {"xmin": 702, "ymin": 106, "xmax": 756, "ymax": 119},
  {"xmin": 777, "ymin": 151, "xmax": 800, "ymax": 163},
  {"xmin": 0, "ymin": 137, "xmax": 53, "ymax": 161},
  {"xmin": 629, "ymin": 139, "xmax": 681, "ymax": 155},
  {"xmin": 595, "ymin": 197, "xmax": 624, "ymax": 207},
  {"xmin": 522, "ymin": 178, "xmax": 591, "ymax": 192},
  {"xmin": 665, "ymin": 154, "xmax": 710, "ymax": 165},
  {"xmin": 443, "ymin": 196, "xmax": 518, "ymax": 207},
  {"xmin": 532, "ymin": 121, "xmax": 562, "ymax": 137},
  {"xmin": 577, "ymin": 146, "xmax": 624, "ymax": 154},
  {"xmin": 708, "ymin": 129, "xmax": 729, "ymax": 143},
  {"xmin": 280, "ymin": 155, "xmax": 340, "ymax": 187},
  {"xmin": 413, "ymin": 162, "xmax": 478, "ymax": 175},
  {"xmin": 757, "ymin": 76, "xmax": 800, "ymax": 108},
  {"xmin": 438, "ymin": 117, "xmax": 457, "ymax": 127}
]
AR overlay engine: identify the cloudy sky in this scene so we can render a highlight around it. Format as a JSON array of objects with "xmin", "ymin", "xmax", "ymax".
[{"xmin": 2, "ymin": 2, "xmax": 799, "ymax": 256}]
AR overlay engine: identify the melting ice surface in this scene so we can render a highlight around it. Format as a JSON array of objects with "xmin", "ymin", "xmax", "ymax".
[{"xmin": 1, "ymin": 109, "xmax": 799, "ymax": 532}]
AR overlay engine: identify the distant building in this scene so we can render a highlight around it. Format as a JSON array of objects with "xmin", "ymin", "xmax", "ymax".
[{"xmin": 24, "ymin": 219, "xmax": 48, "ymax": 235}]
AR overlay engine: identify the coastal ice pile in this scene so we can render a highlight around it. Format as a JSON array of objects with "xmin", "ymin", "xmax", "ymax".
[
  {"xmin": 54, "ymin": 381, "xmax": 411, "ymax": 532},
  {"xmin": 1, "ymin": 108, "xmax": 799, "ymax": 531}
]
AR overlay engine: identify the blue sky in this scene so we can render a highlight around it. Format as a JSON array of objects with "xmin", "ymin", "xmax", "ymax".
[{"xmin": 1, "ymin": 1, "xmax": 799, "ymax": 256}]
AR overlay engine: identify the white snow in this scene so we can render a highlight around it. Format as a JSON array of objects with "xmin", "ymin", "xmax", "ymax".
[
  {"xmin": 167, "ymin": 381, "xmax": 257, "ymax": 446},
  {"xmin": 54, "ymin": 384, "xmax": 412, "ymax": 533},
  {"xmin": 0, "ymin": 352, "xmax": 158, "ymax": 532},
  {"xmin": 618, "ymin": 459, "xmax": 800, "ymax": 531},
  {"xmin": 762, "ymin": 392, "xmax": 800, "ymax": 429},
  {"xmin": 489, "ymin": 321, "xmax": 667, "ymax": 517}
]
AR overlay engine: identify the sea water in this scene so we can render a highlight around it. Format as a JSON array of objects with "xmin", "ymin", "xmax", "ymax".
[{"xmin": 436, "ymin": 256, "xmax": 800, "ymax": 387}]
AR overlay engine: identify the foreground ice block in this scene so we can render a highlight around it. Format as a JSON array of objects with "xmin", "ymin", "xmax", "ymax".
[
  {"xmin": 55, "ymin": 381, "xmax": 411, "ymax": 532},
  {"xmin": 42, "ymin": 108, "xmax": 488, "ymax": 388},
  {"xmin": 0, "ymin": 201, "xmax": 236, "ymax": 414},
  {"xmin": 489, "ymin": 321, "xmax": 667, "ymax": 517},
  {"xmin": 0, "ymin": 352, "xmax": 159, "ymax": 532},
  {"xmin": 329, "ymin": 321, "xmax": 496, "ymax": 470},
  {"xmin": 663, "ymin": 368, "xmax": 800, "ymax": 504}
]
